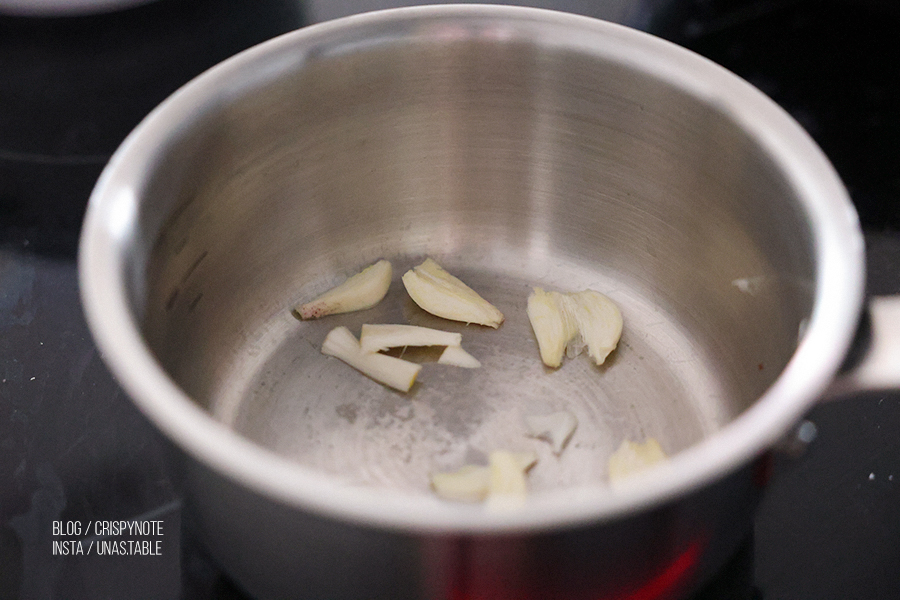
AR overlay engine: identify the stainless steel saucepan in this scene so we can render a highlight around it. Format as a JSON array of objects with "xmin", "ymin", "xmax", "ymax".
[{"xmin": 78, "ymin": 5, "xmax": 900, "ymax": 599}]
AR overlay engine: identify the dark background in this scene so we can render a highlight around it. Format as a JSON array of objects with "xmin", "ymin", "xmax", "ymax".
[{"xmin": 1, "ymin": 0, "xmax": 898, "ymax": 598}]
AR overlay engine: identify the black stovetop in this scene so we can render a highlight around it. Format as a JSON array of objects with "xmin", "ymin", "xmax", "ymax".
[{"xmin": 2, "ymin": 1, "xmax": 898, "ymax": 598}]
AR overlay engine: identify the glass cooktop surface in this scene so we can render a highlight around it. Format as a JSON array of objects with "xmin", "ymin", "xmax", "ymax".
[{"xmin": 1, "ymin": 1, "xmax": 898, "ymax": 598}]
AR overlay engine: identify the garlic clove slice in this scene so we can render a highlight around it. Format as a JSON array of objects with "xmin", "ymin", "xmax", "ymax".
[
  {"xmin": 437, "ymin": 345, "xmax": 482, "ymax": 369},
  {"xmin": 525, "ymin": 411, "xmax": 578, "ymax": 455},
  {"xmin": 568, "ymin": 290, "xmax": 623, "ymax": 366},
  {"xmin": 431, "ymin": 452, "xmax": 537, "ymax": 506},
  {"xmin": 526, "ymin": 287, "xmax": 623, "ymax": 368},
  {"xmin": 321, "ymin": 326, "xmax": 421, "ymax": 392},
  {"xmin": 359, "ymin": 324, "xmax": 462, "ymax": 354},
  {"xmin": 402, "ymin": 258, "xmax": 504, "ymax": 328},
  {"xmin": 526, "ymin": 287, "xmax": 576, "ymax": 368},
  {"xmin": 607, "ymin": 438, "xmax": 668, "ymax": 484},
  {"xmin": 430, "ymin": 465, "xmax": 491, "ymax": 502},
  {"xmin": 295, "ymin": 259, "xmax": 392, "ymax": 320},
  {"xmin": 486, "ymin": 450, "xmax": 538, "ymax": 512}
]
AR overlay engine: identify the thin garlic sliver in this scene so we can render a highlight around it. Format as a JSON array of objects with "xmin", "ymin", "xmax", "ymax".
[
  {"xmin": 402, "ymin": 258, "xmax": 504, "ymax": 328},
  {"xmin": 525, "ymin": 411, "xmax": 578, "ymax": 455},
  {"xmin": 430, "ymin": 465, "xmax": 491, "ymax": 502},
  {"xmin": 431, "ymin": 451, "xmax": 537, "ymax": 507},
  {"xmin": 486, "ymin": 450, "xmax": 538, "ymax": 512},
  {"xmin": 437, "ymin": 345, "xmax": 482, "ymax": 369},
  {"xmin": 321, "ymin": 326, "xmax": 420, "ymax": 392},
  {"xmin": 607, "ymin": 438, "xmax": 668, "ymax": 485},
  {"xmin": 295, "ymin": 259, "xmax": 392, "ymax": 320}
]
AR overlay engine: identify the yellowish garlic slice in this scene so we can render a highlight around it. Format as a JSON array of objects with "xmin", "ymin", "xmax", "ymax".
[
  {"xmin": 359, "ymin": 324, "xmax": 462, "ymax": 353},
  {"xmin": 526, "ymin": 287, "xmax": 623, "ymax": 368},
  {"xmin": 526, "ymin": 288, "xmax": 577, "ymax": 368},
  {"xmin": 402, "ymin": 258, "xmax": 504, "ymax": 328},
  {"xmin": 568, "ymin": 290, "xmax": 624, "ymax": 366},
  {"xmin": 607, "ymin": 438, "xmax": 668, "ymax": 484},
  {"xmin": 437, "ymin": 345, "xmax": 482, "ymax": 369},
  {"xmin": 430, "ymin": 465, "xmax": 491, "ymax": 502},
  {"xmin": 295, "ymin": 259, "xmax": 392, "ymax": 320},
  {"xmin": 525, "ymin": 411, "xmax": 578, "ymax": 455},
  {"xmin": 431, "ymin": 451, "xmax": 537, "ymax": 506},
  {"xmin": 321, "ymin": 326, "xmax": 420, "ymax": 392},
  {"xmin": 486, "ymin": 450, "xmax": 538, "ymax": 512}
]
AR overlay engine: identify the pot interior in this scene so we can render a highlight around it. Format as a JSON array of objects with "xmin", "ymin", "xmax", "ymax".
[{"xmin": 135, "ymin": 19, "xmax": 815, "ymax": 498}]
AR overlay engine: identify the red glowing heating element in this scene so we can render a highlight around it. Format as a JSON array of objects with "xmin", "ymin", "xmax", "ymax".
[
  {"xmin": 439, "ymin": 537, "xmax": 706, "ymax": 600},
  {"xmin": 614, "ymin": 539, "xmax": 704, "ymax": 600}
]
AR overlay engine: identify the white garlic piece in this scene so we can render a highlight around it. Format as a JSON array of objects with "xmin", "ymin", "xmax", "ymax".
[
  {"xmin": 526, "ymin": 287, "xmax": 623, "ymax": 368},
  {"xmin": 607, "ymin": 438, "xmax": 668, "ymax": 484},
  {"xmin": 402, "ymin": 258, "xmax": 504, "ymax": 328},
  {"xmin": 431, "ymin": 451, "xmax": 537, "ymax": 507},
  {"xmin": 295, "ymin": 259, "xmax": 392, "ymax": 320},
  {"xmin": 526, "ymin": 288, "xmax": 577, "ymax": 368},
  {"xmin": 430, "ymin": 465, "xmax": 491, "ymax": 502},
  {"xmin": 568, "ymin": 290, "xmax": 624, "ymax": 366},
  {"xmin": 486, "ymin": 450, "xmax": 538, "ymax": 512},
  {"xmin": 437, "ymin": 345, "xmax": 482, "ymax": 369},
  {"xmin": 321, "ymin": 326, "xmax": 420, "ymax": 392}
]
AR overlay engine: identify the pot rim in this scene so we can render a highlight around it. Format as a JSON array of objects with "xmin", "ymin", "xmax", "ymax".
[{"xmin": 78, "ymin": 4, "xmax": 865, "ymax": 533}]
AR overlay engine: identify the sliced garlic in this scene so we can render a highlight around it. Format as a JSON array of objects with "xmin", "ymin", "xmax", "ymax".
[
  {"xmin": 526, "ymin": 288, "xmax": 577, "ymax": 368},
  {"xmin": 402, "ymin": 258, "xmax": 504, "ymax": 328},
  {"xmin": 526, "ymin": 287, "xmax": 622, "ymax": 368},
  {"xmin": 431, "ymin": 451, "xmax": 537, "ymax": 506},
  {"xmin": 430, "ymin": 465, "xmax": 491, "ymax": 502},
  {"xmin": 568, "ymin": 290, "xmax": 624, "ymax": 366},
  {"xmin": 525, "ymin": 411, "xmax": 578, "ymax": 455},
  {"xmin": 486, "ymin": 450, "xmax": 538, "ymax": 512},
  {"xmin": 321, "ymin": 326, "xmax": 421, "ymax": 392},
  {"xmin": 295, "ymin": 259, "xmax": 392, "ymax": 320},
  {"xmin": 437, "ymin": 345, "xmax": 482, "ymax": 369},
  {"xmin": 359, "ymin": 324, "xmax": 462, "ymax": 354},
  {"xmin": 608, "ymin": 438, "xmax": 668, "ymax": 484}
]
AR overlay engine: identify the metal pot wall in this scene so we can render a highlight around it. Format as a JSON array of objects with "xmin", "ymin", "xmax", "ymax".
[{"xmin": 78, "ymin": 5, "xmax": 900, "ymax": 599}]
